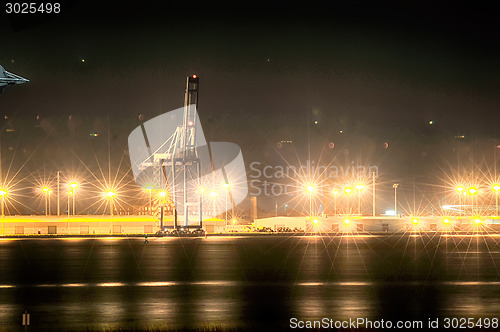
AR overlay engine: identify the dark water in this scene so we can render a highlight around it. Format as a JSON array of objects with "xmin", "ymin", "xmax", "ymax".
[{"xmin": 1, "ymin": 234, "xmax": 500, "ymax": 330}]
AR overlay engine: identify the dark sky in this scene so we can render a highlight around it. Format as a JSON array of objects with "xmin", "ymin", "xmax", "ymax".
[
  {"xmin": 1, "ymin": 1, "xmax": 500, "ymax": 213},
  {"xmin": 2, "ymin": 2, "xmax": 499, "ymax": 124}
]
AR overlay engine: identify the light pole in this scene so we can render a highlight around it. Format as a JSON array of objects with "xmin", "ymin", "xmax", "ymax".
[
  {"xmin": 70, "ymin": 182, "xmax": 78, "ymax": 216},
  {"xmin": 468, "ymin": 187, "xmax": 477, "ymax": 215},
  {"xmin": 344, "ymin": 187, "xmax": 352, "ymax": 215},
  {"xmin": 199, "ymin": 187, "xmax": 205, "ymax": 220},
  {"xmin": 158, "ymin": 190, "xmax": 166, "ymax": 214},
  {"xmin": 147, "ymin": 186, "xmax": 153, "ymax": 215},
  {"xmin": 68, "ymin": 191, "xmax": 72, "ymax": 217},
  {"xmin": 307, "ymin": 185, "xmax": 314, "ymax": 217},
  {"xmin": 356, "ymin": 184, "xmax": 363, "ymax": 215},
  {"xmin": 67, "ymin": 191, "xmax": 72, "ymax": 232},
  {"xmin": 210, "ymin": 191, "xmax": 217, "ymax": 218},
  {"xmin": 456, "ymin": 186, "xmax": 464, "ymax": 217},
  {"xmin": 42, "ymin": 187, "xmax": 50, "ymax": 216},
  {"xmin": 158, "ymin": 190, "xmax": 167, "ymax": 218},
  {"xmin": 493, "ymin": 184, "xmax": 500, "ymax": 217},
  {"xmin": 107, "ymin": 190, "xmax": 115, "ymax": 217},
  {"xmin": 372, "ymin": 171, "xmax": 376, "ymax": 217},
  {"xmin": 332, "ymin": 190, "xmax": 338, "ymax": 216},
  {"xmin": 0, "ymin": 189, "xmax": 6, "ymax": 218},
  {"xmin": 393, "ymin": 184, "xmax": 399, "ymax": 217},
  {"xmin": 48, "ymin": 190, "xmax": 52, "ymax": 215},
  {"xmin": 57, "ymin": 171, "xmax": 60, "ymax": 216},
  {"xmin": 223, "ymin": 183, "xmax": 230, "ymax": 225},
  {"xmin": 0, "ymin": 189, "xmax": 5, "ymax": 234}
]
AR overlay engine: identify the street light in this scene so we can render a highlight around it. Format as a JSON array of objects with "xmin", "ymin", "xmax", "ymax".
[
  {"xmin": 356, "ymin": 184, "xmax": 363, "ymax": 215},
  {"xmin": 0, "ymin": 189, "xmax": 5, "ymax": 234},
  {"xmin": 493, "ymin": 184, "xmax": 500, "ymax": 217},
  {"xmin": 332, "ymin": 190, "xmax": 338, "ymax": 216},
  {"xmin": 68, "ymin": 191, "xmax": 72, "ymax": 217},
  {"xmin": 146, "ymin": 186, "xmax": 153, "ymax": 215},
  {"xmin": 223, "ymin": 183, "xmax": 230, "ymax": 225},
  {"xmin": 210, "ymin": 191, "xmax": 217, "ymax": 217},
  {"xmin": 70, "ymin": 182, "xmax": 78, "ymax": 216},
  {"xmin": 42, "ymin": 187, "xmax": 50, "ymax": 216},
  {"xmin": 48, "ymin": 190, "xmax": 52, "ymax": 215},
  {"xmin": 199, "ymin": 187, "xmax": 206, "ymax": 220},
  {"xmin": 456, "ymin": 186, "xmax": 464, "ymax": 217},
  {"xmin": 307, "ymin": 185, "xmax": 314, "ymax": 217},
  {"xmin": 67, "ymin": 191, "xmax": 73, "ymax": 232},
  {"xmin": 344, "ymin": 187, "xmax": 352, "ymax": 215},
  {"xmin": 393, "ymin": 184, "xmax": 399, "ymax": 217},
  {"xmin": 0, "ymin": 189, "xmax": 7, "ymax": 218},
  {"xmin": 106, "ymin": 190, "xmax": 115, "ymax": 216},
  {"xmin": 468, "ymin": 187, "xmax": 477, "ymax": 215}
]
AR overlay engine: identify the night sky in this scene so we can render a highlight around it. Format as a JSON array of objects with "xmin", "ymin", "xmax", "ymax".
[{"xmin": 1, "ymin": 1, "xmax": 500, "ymax": 214}]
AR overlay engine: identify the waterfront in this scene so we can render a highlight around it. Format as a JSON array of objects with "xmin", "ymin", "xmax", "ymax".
[{"xmin": 1, "ymin": 235, "xmax": 500, "ymax": 330}]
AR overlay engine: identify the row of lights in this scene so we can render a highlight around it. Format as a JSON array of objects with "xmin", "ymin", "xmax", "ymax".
[
  {"xmin": 455, "ymin": 185, "xmax": 500, "ymax": 194},
  {"xmin": 309, "ymin": 183, "xmax": 365, "ymax": 216},
  {"xmin": 456, "ymin": 184, "xmax": 500, "ymax": 216},
  {"xmin": 0, "ymin": 181, "xmax": 120, "ymax": 217},
  {"xmin": 199, "ymin": 183, "xmax": 231, "ymax": 223},
  {"xmin": 312, "ymin": 217, "xmax": 483, "ymax": 227},
  {"xmin": 145, "ymin": 182, "xmax": 232, "ymax": 221},
  {"xmin": 306, "ymin": 182, "xmax": 500, "ymax": 217}
]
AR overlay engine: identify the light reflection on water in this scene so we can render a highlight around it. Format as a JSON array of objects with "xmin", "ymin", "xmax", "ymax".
[{"xmin": 0, "ymin": 235, "xmax": 499, "ymax": 330}]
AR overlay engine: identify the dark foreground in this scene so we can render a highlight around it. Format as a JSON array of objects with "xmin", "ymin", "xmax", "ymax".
[{"xmin": 1, "ymin": 234, "xmax": 500, "ymax": 331}]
